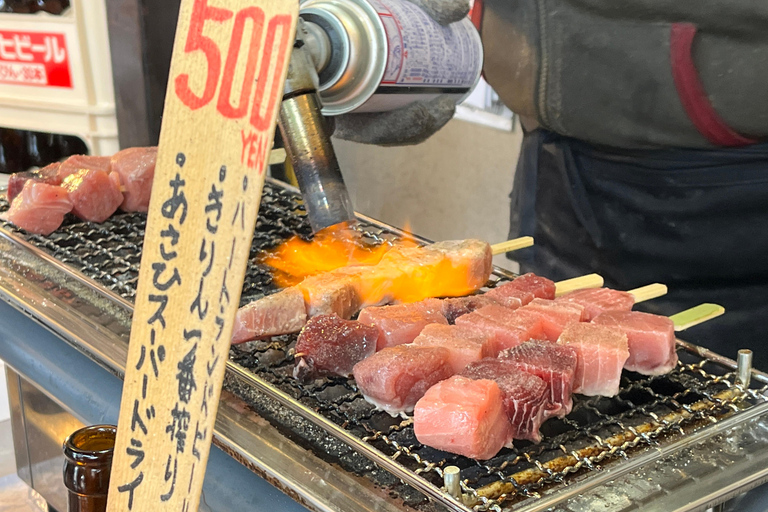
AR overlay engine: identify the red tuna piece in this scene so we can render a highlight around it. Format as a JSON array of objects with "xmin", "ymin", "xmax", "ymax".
[
  {"xmin": 293, "ymin": 314, "xmax": 379, "ymax": 379},
  {"xmin": 358, "ymin": 299, "xmax": 448, "ymax": 351},
  {"xmin": 3, "ymin": 181, "xmax": 72, "ymax": 235},
  {"xmin": 441, "ymin": 294, "xmax": 499, "ymax": 323},
  {"xmin": 556, "ymin": 288, "xmax": 635, "ymax": 321},
  {"xmin": 413, "ymin": 324, "xmax": 493, "ymax": 373},
  {"xmin": 461, "ymin": 358, "xmax": 550, "ymax": 443},
  {"xmin": 593, "ymin": 310, "xmax": 677, "ymax": 375},
  {"xmin": 520, "ymin": 298, "xmax": 586, "ymax": 341},
  {"xmin": 57, "ymin": 155, "xmax": 111, "ymax": 182},
  {"xmin": 352, "ymin": 345, "xmax": 454, "ymax": 415},
  {"xmin": 558, "ymin": 323, "xmax": 629, "ymax": 397},
  {"xmin": 231, "ymin": 288, "xmax": 308, "ymax": 343},
  {"xmin": 61, "ymin": 168, "xmax": 124, "ymax": 222},
  {"xmin": 414, "ymin": 375, "xmax": 513, "ymax": 459},
  {"xmin": 500, "ymin": 340, "xmax": 577, "ymax": 418},
  {"xmin": 8, "ymin": 162, "xmax": 61, "ymax": 203},
  {"xmin": 456, "ymin": 304, "xmax": 545, "ymax": 356},
  {"xmin": 110, "ymin": 146, "xmax": 157, "ymax": 212},
  {"xmin": 485, "ymin": 273, "xmax": 556, "ymax": 308}
]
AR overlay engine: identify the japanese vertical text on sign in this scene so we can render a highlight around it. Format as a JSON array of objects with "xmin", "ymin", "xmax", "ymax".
[{"xmin": 107, "ymin": 1, "xmax": 297, "ymax": 511}]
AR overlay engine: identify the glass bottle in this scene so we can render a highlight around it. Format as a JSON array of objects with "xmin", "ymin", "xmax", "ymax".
[{"xmin": 62, "ymin": 425, "xmax": 116, "ymax": 512}]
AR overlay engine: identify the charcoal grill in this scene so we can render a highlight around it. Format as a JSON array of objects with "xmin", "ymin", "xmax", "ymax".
[{"xmin": 1, "ymin": 178, "xmax": 768, "ymax": 512}]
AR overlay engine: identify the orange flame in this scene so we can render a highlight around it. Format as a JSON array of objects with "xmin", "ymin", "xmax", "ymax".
[{"xmin": 260, "ymin": 222, "xmax": 417, "ymax": 288}]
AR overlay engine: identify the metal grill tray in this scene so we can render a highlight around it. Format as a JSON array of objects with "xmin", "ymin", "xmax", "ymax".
[{"xmin": 1, "ymin": 179, "xmax": 768, "ymax": 512}]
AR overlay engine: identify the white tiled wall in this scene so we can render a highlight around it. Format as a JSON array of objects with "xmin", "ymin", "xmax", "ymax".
[{"xmin": 0, "ymin": 361, "xmax": 9, "ymax": 422}]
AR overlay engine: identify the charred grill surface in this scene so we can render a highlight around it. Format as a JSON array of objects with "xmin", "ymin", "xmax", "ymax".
[{"xmin": 1, "ymin": 180, "xmax": 767, "ymax": 511}]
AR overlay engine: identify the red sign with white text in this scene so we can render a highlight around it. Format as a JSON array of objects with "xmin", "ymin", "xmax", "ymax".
[{"xmin": 0, "ymin": 30, "xmax": 71, "ymax": 87}]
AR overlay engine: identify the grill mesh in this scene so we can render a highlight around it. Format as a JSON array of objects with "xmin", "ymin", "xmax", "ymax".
[{"xmin": 2, "ymin": 181, "xmax": 767, "ymax": 511}]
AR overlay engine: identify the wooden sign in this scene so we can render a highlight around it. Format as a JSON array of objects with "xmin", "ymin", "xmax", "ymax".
[{"xmin": 106, "ymin": 1, "xmax": 297, "ymax": 510}]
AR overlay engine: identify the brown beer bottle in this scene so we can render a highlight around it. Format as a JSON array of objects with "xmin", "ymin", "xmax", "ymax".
[{"xmin": 63, "ymin": 425, "xmax": 116, "ymax": 512}]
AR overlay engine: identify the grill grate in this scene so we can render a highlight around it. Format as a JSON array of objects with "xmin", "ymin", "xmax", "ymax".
[{"xmin": 2, "ymin": 180, "xmax": 767, "ymax": 511}]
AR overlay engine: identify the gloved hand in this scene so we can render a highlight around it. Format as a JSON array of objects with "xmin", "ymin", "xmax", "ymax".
[{"xmin": 331, "ymin": 0, "xmax": 470, "ymax": 146}]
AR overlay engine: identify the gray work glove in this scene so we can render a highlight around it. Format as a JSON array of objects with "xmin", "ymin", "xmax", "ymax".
[{"xmin": 331, "ymin": 0, "xmax": 470, "ymax": 146}]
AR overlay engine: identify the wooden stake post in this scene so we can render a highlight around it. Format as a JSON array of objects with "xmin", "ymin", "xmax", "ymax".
[{"xmin": 107, "ymin": 1, "xmax": 297, "ymax": 510}]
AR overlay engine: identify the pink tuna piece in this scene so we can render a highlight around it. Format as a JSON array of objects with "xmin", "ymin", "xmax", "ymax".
[
  {"xmin": 414, "ymin": 376, "xmax": 512, "ymax": 459},
  {"xmin": 8, "ymin": 162, "xmax": 61, "ymax": 203},
  {"xmin": 352, "ymin": 345, "xmax": 454, "ymax": 415},
  {"xmin": 557, "ymin": 323, "xmax": 629, "ymax": 397},
  {"xmin": 3, "ymin": 181, "xmax": 72, "ymax": 235},
  {"xmin": 556, "ymin": 288, "xmax": 635, "ymax": 321},
  {"xmin": 110, "ymin": 146, "xmax": 157, "ymax": 212},
  {"xmin": 294, "ymin": 314, "xmax": 379, "ymax": 379},
  {"xmin": 520, "ymin": 298, "xmax": 586, "ymax": 341},
  {"xmin": 231, "ymin": 288, "xmax": 308, "ymax": 343},
  {"xmin": 592, "ymin": 310, "xmax": 677, "ymax": 375},
  {"xmin": 456, "ymin": 304, "xmax": 545, "ymax": 356},
  {"xmin": 297, "ymin": 272, "xmax": 361, "ymax": 319},
  {"xmin": 485, "ymin": 273, "xmax": 556, "ymax": 308},
  {"xmin": 57, "ymin": 155, "xmax": 111, "ymax": 182},
  {"xmin": 500, "ymin": 340, "xmax": 578, "ymax": 418},
  {"xmin": 441, "ymin": 294, "xmax": 499, "ymax": 324},
  {"xmin": 461, "ymin": 358, "xmax": 550, "ymax": 443},
  {"xmin": 61, "ymin": 168, "xmax": 124, "ymax": 223},
  {"xmin": 358, "ymin": 299, "xmax": 448, "ymax": 351},
  {"xmin": 413, "ymin": 324, "xmax": 493, "ymax": 373}
]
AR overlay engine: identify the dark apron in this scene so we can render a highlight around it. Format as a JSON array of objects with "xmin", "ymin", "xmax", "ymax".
[{"xmin": 509, "ymin": 129, "xmax": 768, "ymax": 371}]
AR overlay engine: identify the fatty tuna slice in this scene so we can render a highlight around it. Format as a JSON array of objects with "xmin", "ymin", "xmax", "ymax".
[
  {"xmin": 352, "ymin": 345, "xmax": 454, "ymax": 415},
  {"xmin": 461, "ymin": 358, "xmax": 550, "ymax": 443},
  {"xmin": 413, "ymin": 324, "xmax": 493, "ymax": 373},
  {"xmin": 358, "ymin": 299, "xmax": 448, "ymax": 351},
  {"xmin": 441, "ymin": 294, "xmax": 499, "ymax": 324},
  {"xmin": 57, "ymin": 155, "xmax": 111, "ymax": 181},
  {"xmin": 293, "ymin": 314, "xmax": 379, "ymax": 379},
  {"xmin": 231, "ymin": 288, "xmax": 308, "ymax": 343},
  {"xmin": 456, "ymin": 304, "xmax": 545, "ymax": 356},
  {"xmin": 500, "ymin": 340, "xmax": 577, "ymax": 417},
  {"xmin": 593, "ymin": 310, "xmax": 677, "ymax": 375},
  {"xmin": 297, "ymin": 272, "xmax": 362, "ymax": 319},
  {"xmin": 557, "ymin": 323, "xmax": 629, "ymax": 397},
  {"xmin": 556, "ymin": 288, "xmax": 635, "ymax": 321},
  {"xmin": 110, "ymin": 146, "xmax": 157, "ymax": 212},
  {"xmin": 3, "ymin": 181, "xmax": 72, "ymax": 235},
  {"xmin": 329, "ymin": 264, "xmax": 406, "ymax": 308},
  {"xmin": 8, "ymin": 162, "xmax": 61, "ymax": 203},
  {"xmin": 414, "ymin": 376, "xmax": 512, "ymax": 459},
  {"xmin": 485, "ymin": 273, "xmax": 556, "ymax": 308},
  {"xmin": 61, "ymin": 169, "xmax": 124, "ymax": 222},
  {"xmin": 520, "ymin": 299, "xmax": 586, "ymax": 341}
]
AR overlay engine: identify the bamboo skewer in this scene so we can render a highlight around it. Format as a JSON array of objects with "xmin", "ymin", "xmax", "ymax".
[
  {"xmin": 554, "ymin": 274, "xmax": 604, "ymax": 296},
  {"xmin": 670, "ymin": 303, "xmax": 725, "ymax": 331},
  {"xmin": 628, "ymin": 283, "xmax": 667, "ymax": 302},
  {"xmin": 491, "ymin": 237, "xmax": 534, "ymax": 256}
]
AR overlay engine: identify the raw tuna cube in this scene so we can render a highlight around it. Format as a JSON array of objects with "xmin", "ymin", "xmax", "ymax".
[
  {"xmin": 297, "ymin": 272, "xmax": 362, "ymax": 319},
  {"xmin": 358, "ymin": 299, "xmax": 448, "ymax": 350},
  {"xmin": 485, "ymin": 273, "xmax": 556, "ymax": 308},
  {"xmin": 61, "ymin": 168, "xmax": 124, "ymax": 223},
  {"xmin": 557, "ymin": 323, "xmax": 629, "ymax": 397},
  {"xmin": 441, "ymin": 294, "xmax": 499, "ymax": 324},
  {"xmin": 293, "ymin": 314, "xmax": 379, "ymax": 379},
  {"xmin": 110, "ymin": 146, "xmax": 157, "ymax": 212},
  {"xmin": 461, "ymin": 358, "xmax": 550, "ymax": 443},
  {"xmin": 3, "ymin": 181, "xmax": 72, "ymax": 235},
  {"xmin": 500, "ymin": 340, "xmax": 578, "ymax": 417},
  {"xmin": 593, "ymin": 310, "xmax": 677, "ymax": 375},
  {"xmin": 352, "ymin": 345, "xmax": 454, "ymax": 415},
  {"xmin": 456, "ymin": 304, "xmax": 546, "ymax": 356},
  {"xmin": 231, "ymin": 288, "xmax": 308, "ymax": 343},
  {"xmin": 520, "ymin": 299, "xmax": 586, "ymax": 341},
  {"xmin": 556, "ymin": 288, "xmax": 635, "ymax": 321},
  {"xmin": 8, "ymin": 162, "xmax": 61, "ymax": 202},
  {"xmin": 413, "ymin": 324, "xmax": 492, "ymax": 373},
  {"xmin": 57, "ymin": 155, "xmax": 111, "ymax": 181},
  {"xmin": 414, "ymin": 375, "xmax": 512, "ymax": 459}
]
